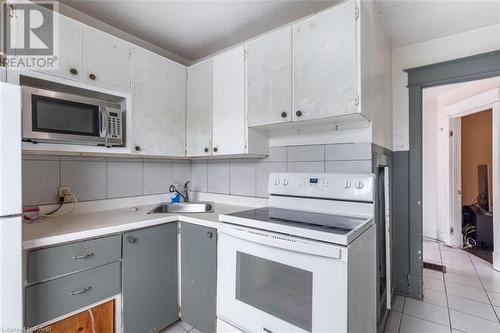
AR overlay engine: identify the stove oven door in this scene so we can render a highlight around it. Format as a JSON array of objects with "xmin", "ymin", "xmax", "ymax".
[{"xmin": 217, "ymin": 224, "xmax": 349, "ymax": 333}]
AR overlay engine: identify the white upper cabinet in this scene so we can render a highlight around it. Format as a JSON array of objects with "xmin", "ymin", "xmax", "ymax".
[
  {"xmin": 212, "ymin": 46, "xmax": 246, "ymax": 155},
  {"xmin": 162, "ymin": 55, "xmax": 187, "ymax": 157},
  {"xmin": 187, "ymin": 60, "xmax": 213, "ymax": 157},
  {"xmin": 246, "ymin": 27, "xmax": 292, "ymax": 127},
  {"xmin": 50, "ymin": 13, "xmax": 82, "ymax": 81},
  {"xmin": 82, "ymin": 26, "xmax": 131, "ymax": 92},
  {"xmin": 131, "ymin": 47, "xmax": 186, "ymax": 156},
  {"xmin": 293, "ymin": 0, "xmax": 358, "ymax": 121}
]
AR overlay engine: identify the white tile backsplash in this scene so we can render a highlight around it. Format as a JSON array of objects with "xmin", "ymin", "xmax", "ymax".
[
  {"xmin": 143, "ymin": 161, "xmax": 173, "ymax": 195},
  {"xmin": 107, "ymin": 161, "xmax": 144, "ymax": 198},
  {"xmin": 230, "ymin": 161, "xmax": 256, "ymax": 196},
  {"xmin": 23, "ymin": 143, "xmax": 374, "ymax": 206},
  {"xmin": 61, "ymin": 160, "xmax": 107, "ymax": 201},
  {"xmin": 23, "ymin": 156, "xmax": 191, "ymax": 206},
  {"xmin": 287, "ymin": 145, "xmax": 325, "ymax": 162},
  {"xmin": 23, "ymin": 158, "xmax": 61, "ymax": 206},
  {"xmin": 192, "ymin": 143, "xmax": 373, "ymax": 198},
  {"xmin": 207, "ymin": 161, "xmax": 230, "ymax": 194}
]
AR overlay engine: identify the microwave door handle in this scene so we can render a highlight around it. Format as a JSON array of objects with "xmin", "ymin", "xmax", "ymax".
[{"xmin": 99, "ymin": 107, "xmax": 107, "ymax": 144}]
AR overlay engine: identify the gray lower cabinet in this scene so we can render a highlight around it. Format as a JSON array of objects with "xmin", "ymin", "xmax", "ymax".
[
  {"xmin": 122, "ymin": 222, "xmax": 179, "ymax": 333},
  {"xmin": 181, "ymin": 223, "xmax": 217, "ymax": 333}
]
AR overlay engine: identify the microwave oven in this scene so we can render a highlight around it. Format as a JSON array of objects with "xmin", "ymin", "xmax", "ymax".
[{"xmin": 22, "ymin": 86, "xmax": 124, "ymax": 147}]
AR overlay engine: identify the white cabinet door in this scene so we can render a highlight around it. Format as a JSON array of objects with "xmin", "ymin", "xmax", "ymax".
[
  {"xmin": 293, "ymin": 0, "xmax": 357, "ymax": 121},
  {"xmin": 212, "ymin": 46, "xmax": 246, "ymax": 155},
  {"xmin": 187, "ymin": 60, "xmax": 213, "ymax": 157},
  {"xmin": 49, "ymin": 13, "xmax": 82, "ymax": 81},
  {"xmin": 82, "ymin": 26, "xmax": 131, "ymax": 92},
  {"xmin": 247, "ymin": 27, "xmax": 292, "ymax": 127},
  {"xmin": 131, "ymin": 47, "xmax": 186, "ymax": 156},
  {"xmin": 162, "ymin": 56, "xmax": 186, "ymax": 157}
]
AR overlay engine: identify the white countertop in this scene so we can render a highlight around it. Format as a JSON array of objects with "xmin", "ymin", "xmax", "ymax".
[{"xmin": 22, "ymin": 202, "xmax": 252, "ymax": 250}]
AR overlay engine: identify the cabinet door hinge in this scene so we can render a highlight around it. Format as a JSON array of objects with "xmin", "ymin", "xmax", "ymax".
[
  {"xmin": 355, "ymin": 95, "xmax": 359, "ymax": 106},
  {"xmin": 244, "ymin": 50, "xmax": 248, "ymax": 60},
  {"xmin": 449, "ymin": 130, "xmax": 454, "ymax": 137},
  {"xmin": 355, "ymin": 6, "xmax": 360, "ymax": 20},
  {"xmin": 186, "ymin": 71, "xmax": 189, "ymax": 80}
]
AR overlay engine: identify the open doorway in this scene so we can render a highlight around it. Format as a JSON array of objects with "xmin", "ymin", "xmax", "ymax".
[
  {"xmin": 422, "ymin": 76, "xmax": 499, "ymax": 272},
  {"xmin": 460, "ymin": 110, "xmax": 494, "ymax": 262}
]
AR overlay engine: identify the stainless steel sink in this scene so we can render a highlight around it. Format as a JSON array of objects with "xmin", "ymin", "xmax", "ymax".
[{"xmin": 148, "ymin": 202, "xmax": 214, "ymax": 214}]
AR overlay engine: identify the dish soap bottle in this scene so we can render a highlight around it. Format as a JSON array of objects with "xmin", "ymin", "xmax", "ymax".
[{"xmin": 171, "ymin": 182, "xmax": 181, "ymax": 203}]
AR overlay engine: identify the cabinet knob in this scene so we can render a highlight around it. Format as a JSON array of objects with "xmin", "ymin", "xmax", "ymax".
[
  {"xmin": 281, "ymin": 111, "xmax": 287, "ymax": 118},
  {"xmin": 295, "ymin": 110, "xmax": 302, "ymax": 117},
  {"xmin": 134, "ymin": 145, "xmax": 141, "ymax": 152},
  {"xmin": 126, "ymin": 235, "xmax": 137, "ymax": 243},
  {"xmin": 70, "ymin": 68, "xmax": 78, "ymax": 75},
  {"xmin": 207, "ymin": 231, "xmax": 213, "ymax": 238},
  {"xmin": 213, "ymin": 147, "xmax": 218, "ymax": 153},
  {"xmin": 89, "ymin": 73, "xmax": 96, "ymax": 80},
  {"xmin": 204, "ymin": 147, "xmax": 209, "ymax": 153}
]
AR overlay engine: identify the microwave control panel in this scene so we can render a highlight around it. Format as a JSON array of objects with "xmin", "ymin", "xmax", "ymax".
[{"xmin": 106, "ymin": 109, "xmax": 122, "ymax": 140}]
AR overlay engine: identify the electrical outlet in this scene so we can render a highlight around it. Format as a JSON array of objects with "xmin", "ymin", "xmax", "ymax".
[{"xmin": 58, "ymin": 186, "xmax": 72, "ymax": 202}]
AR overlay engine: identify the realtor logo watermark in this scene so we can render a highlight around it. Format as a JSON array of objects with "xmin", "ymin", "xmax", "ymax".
[{"xmin": 1, "ymin": 0, "xmax": 59, "ymax": 69}]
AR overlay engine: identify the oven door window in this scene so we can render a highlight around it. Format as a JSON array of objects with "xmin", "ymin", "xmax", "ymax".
[
  {"xmin": 32, "ymin": 95, "xmax": 100, "ymax": 136},
  {"xmin": 236, "ymin": 252, "xmax": 313, "ymax": 332}
]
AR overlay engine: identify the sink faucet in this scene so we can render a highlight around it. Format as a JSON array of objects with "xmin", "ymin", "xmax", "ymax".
[{"xmin": 169, "ymin": 181, "xmax": 190, "ymax": 202}]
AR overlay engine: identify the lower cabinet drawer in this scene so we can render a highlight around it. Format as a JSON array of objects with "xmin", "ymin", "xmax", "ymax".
[
  {"xmin": 28, "ymin": 234, "xmax": 122, "ymax": 284},
  {"xmin": 25, "ymin": 262, "xmax": 121, "ymax": 328}
]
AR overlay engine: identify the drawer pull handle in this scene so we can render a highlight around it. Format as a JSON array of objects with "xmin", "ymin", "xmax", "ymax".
[
  {"xmin": 72, "ymin": 252, "xmax": 94, "ymax": 260},
  {"xmin": 70, "ymin": 286, "xmax": 92, "ymax": 295}
]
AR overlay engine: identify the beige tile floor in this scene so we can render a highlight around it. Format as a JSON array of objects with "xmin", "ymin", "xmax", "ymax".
[{"xmin": 386, "ymin": 240, "xmax": 500, "ymax": 333}]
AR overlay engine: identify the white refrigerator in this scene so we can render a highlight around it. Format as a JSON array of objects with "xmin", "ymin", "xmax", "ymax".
[{"xmin": 0, "ymin": 82, "xmax": 23, "ymax": 330}]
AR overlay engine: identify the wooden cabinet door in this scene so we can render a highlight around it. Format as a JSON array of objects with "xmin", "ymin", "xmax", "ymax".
[
  {"xmin": 212, "ymin": 46, "xmax": 246, "ymax": 155},
  {"xmin": 181, "ymin": 223, "xmax": 217, "ymax": 333},
  {"xmin": 293, "ymin": 0, "xmax": 357, "ymax": 121},
  {"xmin": 186, "ymin": 59, "xmax": 213, "ymax": 157},
  {"xmin": 82, "ymin": 26, "xmax": 131, "ymax": 92},
  {"xmin": 246, "ymin": 27, "xmax": 292, "ymax": 127},
  {"xmin": 131, "ymin": 47, "xmax": 186, "ymax": 156},
  {"xmin": 36, "ymin": 300, "xmax": 114, "ymax": 333},
  {"xmin": 122, "ymin": 223, "xmax": 178, "ymax": 333}
]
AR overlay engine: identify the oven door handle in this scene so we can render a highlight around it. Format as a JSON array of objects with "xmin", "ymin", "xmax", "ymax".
[{"xmin": 219, "ymin": 224, "xmax": 343, "ymax": 260}]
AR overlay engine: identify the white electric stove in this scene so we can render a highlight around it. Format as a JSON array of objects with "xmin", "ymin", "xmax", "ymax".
[{"xmin": 217, "ymin": 173, "xmax": 376, "ymax": 333}]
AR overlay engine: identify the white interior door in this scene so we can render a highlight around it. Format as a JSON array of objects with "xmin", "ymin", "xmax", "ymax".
[
  {"xmin": 450, "ymin": 117, "xmax": 463, "ymax": 247},
  {"xmin": 492, "ymin": 103, "xmax": 500, "ymax": 271}
]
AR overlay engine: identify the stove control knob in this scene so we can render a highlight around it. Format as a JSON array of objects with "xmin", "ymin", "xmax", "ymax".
[
  {"xmin": 283, "ymin": 179, "xmax": 289, "ymax": 186},
  {"xmin": 275, "ymin": 178, "xmax": 281, "ymax": 185},
  {"xmin": 344, "ymin": 181, "xmax": 351, "ymax": 189},
  {"xmin": 355, "ymin": 181, "xmax": 364, "ymax": 189}
]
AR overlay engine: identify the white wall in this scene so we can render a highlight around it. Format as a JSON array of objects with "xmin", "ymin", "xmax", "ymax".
[
  {"xmin": 422, "ymin": 97, "xmax": 439, "ymax": 239},
  {"xmin": 392, "ymin": 24, "xmax": 500, "ymax": 151}
]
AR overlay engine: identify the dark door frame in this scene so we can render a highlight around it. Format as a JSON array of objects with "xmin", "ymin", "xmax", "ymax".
[{"xmin": 405, "ymin": 50, "xmax": 500, "ymax": 299}]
